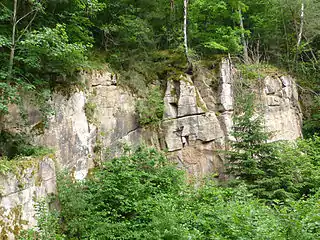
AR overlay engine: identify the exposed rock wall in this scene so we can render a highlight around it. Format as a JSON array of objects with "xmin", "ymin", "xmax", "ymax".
[
  {"xmin": 0, "ymin": 157, "xmax": 56, "ymax": 240},
  {"xmin": 0, "ymin": 60, "xmax": 303, "ymax": 238},
  {"xmin": 262, "ymin": 75, "xmax": 302, "ymax": 141},
  {"xmin": 1, "ymin": 61, "xmax": 303, "ymax": 180},
  {"xmin": 83, "ymin": 71, "xmax": 144, "ymax": 156},
  {"xmin": 162, "ymin": 71, "xmax": 227, "ymax": 178},
  {"xmin": 33, "ymin": 92, "xmax": 96, "ymax": 180},
  {"xmin": 161, "ymin": 59, "xmax": 302, "ymax": 178}
]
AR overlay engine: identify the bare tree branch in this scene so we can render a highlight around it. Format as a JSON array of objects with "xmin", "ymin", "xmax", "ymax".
[{"xmin": 16, "ymin": 9, "xmax": 37, "ymax": 24}]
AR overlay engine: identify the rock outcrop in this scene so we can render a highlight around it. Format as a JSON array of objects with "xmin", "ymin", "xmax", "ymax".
[
  {"xmin": 262, "ymin": 75, "xmax": 302, "ymax": 141},
  {"xmin": 0, "ymin": 157, "xmax": 56, "ymax": 239},
  {"xmin": 161, "ymin": 59, "xmax": 302, "ymax": 178},
  {"xmin": 33, "ymin": 92, "xmax": 96, "ymax": 180},
  {"xmin": 161, "ymin": 59, "xmax": 235, "ymax": 178},
  {"xmin": 1, "ymin": 61, "xmax": 303, "ymax": 180},
  {"xmin": 0, "ymin": 60, "xmax": 303, "ymax": 238}
]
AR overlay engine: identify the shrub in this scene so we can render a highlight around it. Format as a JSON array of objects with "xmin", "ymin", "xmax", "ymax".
[
  {"xmin": 57, "ymin": 146, "xmax": 185, "ymax": 239},
  {"xmin": 19, "ymin": 24, "xmax": 88, "ymax": 77},
  {"xmin": 25, "ymin": 144, "xmax": 320, "ymax": 239},
  {"xmin": 136, "ymin": 86, "xmax": 164, "ymax": 126},
  {"xmin": 18, "ymin": 201, "xmax": 65, "ymax": 240}
]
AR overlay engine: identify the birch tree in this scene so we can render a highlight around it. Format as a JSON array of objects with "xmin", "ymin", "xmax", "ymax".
[
  {"xmin": 183, "ymin": 0, "xmax": 189, "ymax": 62},
  {"xmin": 296, "ymin": 1, "xmax": 305, "ymax": 54},
  {"xmin": 238, "ymin": 6, "xmax": 249, "ymax": 63},
  {"xmin": 170, "ymin": 0, "xmax": 175, "ymax": 11},
  {"xmin": 7, "ymin": 0, "xmax": 42, "ymax": 79}
]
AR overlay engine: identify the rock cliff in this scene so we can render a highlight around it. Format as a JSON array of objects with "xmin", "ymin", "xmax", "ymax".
[
  {"xmin": 0, "ymin": 59, "xmax": 303, "ymax": 238},
  {"xmin": 0, "ymin": 157, "xmax": 55, "ymax": 239},
  {"xmin": 161, "ymin": 60, "xmax": 302, "ymax": 178}
]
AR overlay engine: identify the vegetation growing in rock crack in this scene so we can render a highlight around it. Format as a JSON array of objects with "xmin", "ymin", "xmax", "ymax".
[{"xmin": 136, "ymin": 86, "xmax": 164, "ymax": 126}]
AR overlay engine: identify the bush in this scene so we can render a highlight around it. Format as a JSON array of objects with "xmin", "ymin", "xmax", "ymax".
[
  {"xmin": 303, "ymin": 96, "xmax": 320, "ymax": 138},
  {"xmin": 19, "ymin": 24, "xmax": 88, "ymax": 77},
  {"xmin": 18, "ymin": 201, "xmax": 65, "ymax": 240},
  {"xmin": 136, "ymin": 86, "xmax": 164, "ymax": 126},
  {"xmin": 57, "ymin": 146, "xmax": 185, "ymax": 239},
  {"xmin": 23, "ymin": 145, "xmax": 319, "ymax": 239}
]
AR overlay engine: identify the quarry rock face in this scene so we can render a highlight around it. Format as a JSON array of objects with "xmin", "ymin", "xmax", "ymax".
[
  {"xmin": 83, "ymin": 71, "xmax": 142, "ymax": 157},
  {"xmin": 34, "ymin": 70, "xmax": 144, "ymax": 179},
  {"xmin": 2, "ymin": 60, "xmax": 302, "ymax": 181},
  {"xmin": 263, "ymin": 75, "xmax": 302, "ymax": 141},
  {"xmin": 162, "ymin": 59, "xmax": 234, "ymax": 178},
  {"xmin": 0, "ymin": 60, "xmax": 303, "ymax": 238},
  {"xmin": 161, "ymin": 59, "xmax": 302, "ymax": 178},
  {"xmin": 34, "ymin": 92, "xmax": 96, "ymax": 180},
  {"xmin": 0, "ymin": 157, "xmax": 56, "ymax": 240}
]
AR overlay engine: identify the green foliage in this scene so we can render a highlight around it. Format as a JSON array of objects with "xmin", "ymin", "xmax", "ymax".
[
  {"xmin": 18, "ymin": 201, "xmax": 65, "ymax": 240},
  {"xmin": 189, "ymin": 0, "xmax": 243, "ymax": 55},
  {"xmin": 237, "ymin": 63, "xmax": 283, "ymax": 81},
  {"xmin": 0, "ymin": 81, "xmax": 19, "ymax": 114},
  {"xmin": 0, "ymin": 130, "xmax": 52, "ymax": 159},
  {"xmin": 57, "ymin": 146, "xmax": 185, "ymax": 239},
  {"xmin": 303, "ymin": 96, "xmax": 320, "ymax": 137},
  {"xmin": 19, "ymin": 24, "xmax": 88, "ymax": 77},
  {"xmin": 84, "ymin": 101, "xmax": 97, "ymax": 124},
  {"xmin": 226, "ymin": 94, "xmax": 320, "ymax": 201},
  {"xmin": 226, "ymin": 94, "xmax": 272, "ymax": 183},
  {"xmin": 39, "ymin": 145, "xmax": 320, "ymax": 239},
  {"xmin": 276, "ymin": 136, "xmax": 320, "ymax": 197},
  {"xmin": 136, "ymin": 86, "xmax": 164, "ymax": 126}
]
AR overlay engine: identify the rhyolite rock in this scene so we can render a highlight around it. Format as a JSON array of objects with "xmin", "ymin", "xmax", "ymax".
[{"xmin": 161, "ymin": 59, "xmax": 302, "ymax": 178}]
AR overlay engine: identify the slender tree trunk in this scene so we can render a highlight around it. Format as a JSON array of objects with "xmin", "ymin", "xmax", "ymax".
[
  {"xmin": 183, "ymin": 0, "xmax": 189, "ymax": 62},
  {"xmin": 281, "ymin": 7, "xmax": 290, "ymax": 66},
  {"xmin": 170, "ymin": 0, "xmax": 174, "ymax": 11},
  {"xmin": 295, "ymin": 1, "xmax": 304, "ymax": 62},
  {"xmin": 8, "ymin": 0, "xmax": 18, "ymax": 79},
  {"xmin": 297, "ymin": 2, "xmax": 304, "ymax": 49},
  {"xmin": 239, "ymin": 7, "xmax": 249, "ymax": 64}
]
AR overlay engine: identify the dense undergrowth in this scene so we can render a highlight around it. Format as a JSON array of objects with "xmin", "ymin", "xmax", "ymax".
[{"xmin": 19, "ymin": 142, "xmax": 320, "ymax": 240}]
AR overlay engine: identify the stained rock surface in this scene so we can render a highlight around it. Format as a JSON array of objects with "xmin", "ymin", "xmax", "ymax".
[
  {"xmin": 263, "ymin": 75, "xmax": 302, "ymax": 141},
  {"xmin": 0, "ymin": 157, "xmax": 56, "ymax": 240},
  {"xmin": 0, "ymin": 60, "xmax": 303, "ymax": 238}
]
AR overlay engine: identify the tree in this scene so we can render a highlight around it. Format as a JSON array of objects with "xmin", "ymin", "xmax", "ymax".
[
  {"xmin": 296, "ymin": 1, "xmax": 305, "ymax": 61},
  {"xmin": 226, "ymin": 94, "xmax": 272, "ymax": 184},
  {"xmin": 6, "ymin": 0, "xmax": 43, "ymax": 79},
  {"xmin": 238, "ymin": 3, "xmax": 249, "ymax": 63},
  {"xmin": 189, "ymin": 0, "xmax": 242, "ymax": 55},
  {"xmin": 183, "ymin": 0, "xmax": 189, "ymax": 62}
]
